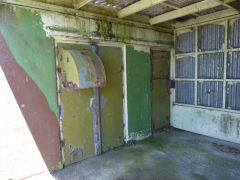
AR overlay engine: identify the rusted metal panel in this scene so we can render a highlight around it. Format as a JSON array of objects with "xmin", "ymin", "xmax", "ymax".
[
  {"xmin": 227, "ymin": 83, "xmax": 240, "ymax": 110},
  {"xmin": 198, "ymin": 53, "xmax": 224, "ymax": 79},
  {"xmin": 199, "ymin": 24, "xmax": 225, "ymax": 51},
  {"xmin": 228, "ymin": 51, "xmax": 240, "ymax": 79},
  {"xmin": 198, "ymin": 81, "xmax": 223, "ymax": 108},
  {"xmin": 60, "ymin": 48, "xmax": 106, "ymax": 89},
  {"xmin": 176, "ymin": 56, "xmax": 195, "ymax": 78},
  {"xmin": 176, "ymin": 81, "xmax": 195, "ymax": 105},
  {"xmin": 57, "ymin": 43, "xmax": 95, "ymax": 165},
  {"xmin": 176, "ymin": 28, "xmax": 195, "ymax": 54},
  {"xmin": 229, "ymin": 18, "xmax": 240, "ymax": 49}
]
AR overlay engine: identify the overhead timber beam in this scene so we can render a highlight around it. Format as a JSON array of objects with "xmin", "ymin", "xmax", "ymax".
[
  {"xmin": 149, "ymin": 0, "xmax": 223, "ymax": 25},
  {"xmin": 118, "ymin": 0, "xmax": 167, "ymax": 18},
  {"xmin": 72, "ymin": 0, "xmax": 92, "ymax": 9}
]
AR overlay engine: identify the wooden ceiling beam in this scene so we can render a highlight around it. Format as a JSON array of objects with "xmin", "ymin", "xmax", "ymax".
[
  {"xmin": 118, "ymin": 0, "xmax": 168, "ymax": 18},
  {"xmin": 73, "ymin": 0, "xmax": 92, "ymax": 9},
  {"xmin": 149, "ymin": 0, "xmax": 223, "ymax": 25}
]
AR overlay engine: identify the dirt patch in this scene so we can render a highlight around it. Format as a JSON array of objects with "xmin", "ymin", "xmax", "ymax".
[{"xmin": 213, "ymin": 143, "xmax": 240, "ymax": 155}]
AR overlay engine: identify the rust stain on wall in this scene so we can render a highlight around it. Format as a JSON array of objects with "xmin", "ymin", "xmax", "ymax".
[{"xmin": 70, "ymin": 145, "xmax": 85, "ymax": 158}]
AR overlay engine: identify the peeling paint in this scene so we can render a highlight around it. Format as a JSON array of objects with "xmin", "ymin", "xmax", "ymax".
[
  {"xmin": 100, "ymin": 95, "xmax": 107, "ymax": 110},
  {"xmin": 129, "ymin": 131, "xmax": 152, "ymax": 141},
  {"xmin": 70, "ymin": 145, "xmax": 85, "ymax": 158},
  {"xmin": 133, "ymin": 45, "xmax": 150, "ymax": 54},
  {"xmin": 59, "ymin": 48, "xmax": 106, "ymax": 89},
  {"xmin": 60, "ymin": 102, "xmax": 64, "ymax": 119},
  {"xmin": 57, "ymin": 43, "xmax": 95, "ymax": 165},
  {"xmin": 39, "ymin": 10, "xmax": 173, "ymax": 46},
  {"xmin": 126, "ymin": 45, "xmax": 152, "ymax": 141}
]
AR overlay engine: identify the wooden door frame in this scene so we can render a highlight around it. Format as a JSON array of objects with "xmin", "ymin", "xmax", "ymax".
[{"xmin": 150, "ymin": 48, "xmax": 173, "ymax": 134}]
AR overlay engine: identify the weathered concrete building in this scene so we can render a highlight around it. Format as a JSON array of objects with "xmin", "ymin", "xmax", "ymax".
[{"xmin": 0, "ymin": 0, "xmax": 240, "ymax": 179}]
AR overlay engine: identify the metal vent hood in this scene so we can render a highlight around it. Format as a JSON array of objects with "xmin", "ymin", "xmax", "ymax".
[{"xmin": 59, "ymin": 48, "xmax": 106, "ymax": 89}]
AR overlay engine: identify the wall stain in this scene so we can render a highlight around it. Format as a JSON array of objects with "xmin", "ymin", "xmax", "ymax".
[
  {"xmin": 220, "ymin": 114, "xmax": 234, "ymax": 135},
  {"xmin": 70, "ymin": 145, "xmax": 85, "ymax": 158}
]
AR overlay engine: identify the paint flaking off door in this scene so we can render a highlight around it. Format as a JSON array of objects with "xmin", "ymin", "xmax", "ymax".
[{"xmin": 60, "ymin": 48, "xmax": 106, "ymax": 89}]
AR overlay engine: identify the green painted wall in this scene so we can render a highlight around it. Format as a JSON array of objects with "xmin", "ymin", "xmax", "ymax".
[
  {"xmin": 126, "ymin": 45, "xmax": 152, "ymax": 140},
  {"xmin": 0, "ymin": 5, "xmax": 62, "ymax": 172},
  {"xmin": 0, "ymin": 4, "xmax": 173, "ymax": 175},
  {"xmin": 0, "ymin": 5, "xmax": 58, "ymax": 117}
]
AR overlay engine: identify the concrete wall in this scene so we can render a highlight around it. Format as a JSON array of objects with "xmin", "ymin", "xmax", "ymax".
[
  {"xmin": 172, "ymin": 17, "xmax": 240, "ymax": 144},
  {"xmin": 0, "ymin": 5, "xmax": 62, "ymax": 179}
]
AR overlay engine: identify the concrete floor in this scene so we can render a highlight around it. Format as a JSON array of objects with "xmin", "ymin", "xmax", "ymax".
[{"xmin": 29, "ymin": 129, "xmax": 240, "ymax": 180}]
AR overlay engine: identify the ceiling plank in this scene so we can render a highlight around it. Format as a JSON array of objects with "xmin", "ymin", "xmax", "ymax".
[
  {"xmin": 162, "ymin": 2, "xmax": 200, "ymax": 16},
  {"xmin": 222, "ymin": 1, "xmax": 240, "ymax": 12},
  {"xmin": 118, "ymin": 0, "xmax": 168, "ymax": 18},
  {"xmin": 174, "ymin": 9, "xmax": 239, "ymax": 29},
  {"xmin": 150, "ymin": 0, "xmax": 223, "ymax": 25},
  {"xmin": 73, "ymin": 0, "xmax": 92, "ymax": 9}
]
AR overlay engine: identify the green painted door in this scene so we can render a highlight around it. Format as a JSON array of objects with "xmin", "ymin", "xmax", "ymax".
[
  {"xmin": 57, "ymin": 44, "xmax": 95, "ymax": 165},
  {"xmin": 151, "ymin": 50, "xmax": 170, "ymax": 131},
  {"xmin": 99, "ymin": 46, "xmax": 124, "ymax": 152}
]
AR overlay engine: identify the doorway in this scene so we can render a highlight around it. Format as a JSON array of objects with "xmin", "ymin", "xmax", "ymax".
[
  {"xmin": 151, "ymin": 49, "xmax": 171, "ymax": 132},
  {"xmin": 56, "ymin": 42, "xmax": 124, "ymax": 165}
]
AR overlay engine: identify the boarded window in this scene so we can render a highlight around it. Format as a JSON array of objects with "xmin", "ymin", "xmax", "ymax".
[
  {"xmin": 177, "ymin": 28, "xmax": 195, "ymax": 54},
  {"xmin": 198, "ymin": 81, "xmax": 223, "ymax": 108},
  {"xmin": 176, "ymin": 81, "xmax": 195, "ymax": 105},
  {"xmin": 198, "ymin": 53, "xmax": 224, "ymax": 79},
  {"xmin": 176, "ymin": 56, "xmax": 195, "ymax": 78},
  {"xmin": 229, "ymin": 19, "xmax": 240, "ymax": 48},
  {"xmin": 175, "ymin": 19, "xmax": 240, "ymax": 111},
  {"xmin": 199, "ymin": 24, "xmax": 225, "ymax": 51},
  {"xmin": 228, "ymin": 52, "xmax": 240, "ymax": 79},
  {"xmin": 227, "ymin": 83, "xmax": 240, "ymax": 110}
]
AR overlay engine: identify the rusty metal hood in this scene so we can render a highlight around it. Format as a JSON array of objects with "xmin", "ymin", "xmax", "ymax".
[{"xmin": 60, "ymin": 48, "xmax": 106, "ymax": 89}]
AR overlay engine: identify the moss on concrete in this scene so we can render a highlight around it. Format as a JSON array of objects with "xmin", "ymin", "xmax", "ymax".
[{"xmin": 52, "ymin": 130, "xmax": 240, "ymax": 180}]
